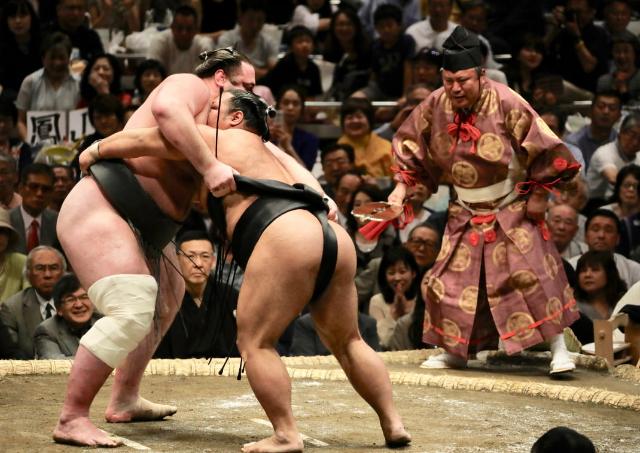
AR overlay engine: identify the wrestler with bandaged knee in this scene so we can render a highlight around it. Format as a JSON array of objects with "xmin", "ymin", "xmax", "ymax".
[
  {"xmin": 75, "ymin": 89, "xmax": 410, "ymax": 452},
  {"xmin": 52, "ymin": 48, "xmax": 259, "ymax": 448},
  {"xmin": 82, "ymin": 275, "xmax": 157, "ymax": 368}
]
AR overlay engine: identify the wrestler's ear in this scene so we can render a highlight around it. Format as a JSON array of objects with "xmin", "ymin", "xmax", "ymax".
[
  {"xmin": 229, "ymin": 109, "xmax": 244, "ymax": 127},
  {"xmin": 213, "ymin": 69, "xmax": 226, "ymax": 87}
]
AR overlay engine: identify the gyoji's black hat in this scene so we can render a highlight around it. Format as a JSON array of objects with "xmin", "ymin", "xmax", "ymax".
[{"xmin": 442, "ymin": 26, "xmax": 482, "ymax": 71}]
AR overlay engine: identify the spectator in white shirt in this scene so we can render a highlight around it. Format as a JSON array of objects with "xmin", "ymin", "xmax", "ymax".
[
  {"xmin": 586, "ymin": 112, "xmax": 640, "ymax": 202},
  {"xmin": 405, "ymin": 0, "xmax": 456, "ymax": 52},
  {"xmin": 569, "ymin": 209, "xmax": 640, "ymax": 288},
  {"xmin": 15, "ymin": 32, "xmax": 80, "ymax": 141},
  {"xmin": 146, "ymin": 5, "xmax": 213, "ymax": 75},
  {"xmin": 217, "ymin": 0, "xmax": 279, "ymax": 79}
]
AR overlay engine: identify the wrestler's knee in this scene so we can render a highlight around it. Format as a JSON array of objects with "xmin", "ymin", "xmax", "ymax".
[
  {"xmin": 80, "ymin": 274, "xmax": 158, "ymax": 368},
  {"xmin": 235, "ymin": 328, "xmax": 275, "ymax": 358},
  {"xmin": 317, "ymin": 325, "xmax": 360, "ymax": 357}
]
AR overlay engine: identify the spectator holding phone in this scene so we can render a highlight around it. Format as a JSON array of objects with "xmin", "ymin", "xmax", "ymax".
[
  {"xmin": 268, "ymin": 85, "xmax": 319, "ymax": 170},
  {"xmin": 545, "ymin": 0, "xmax": 609, "ymax": 93}
]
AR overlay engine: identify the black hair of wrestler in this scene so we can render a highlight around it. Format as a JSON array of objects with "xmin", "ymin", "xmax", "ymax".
[
  {"xmin": 226, "ymin": 88, "xmax": 273, "ymax": 142},
  {"xmin": 195, "ymin": 46, "xmax": 250, "ymax": 79}
]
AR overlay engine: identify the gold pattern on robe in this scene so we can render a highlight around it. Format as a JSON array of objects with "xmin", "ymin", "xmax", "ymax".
[
  {"xmin": 544, "ymin": 254, "xmax": 559, "ymax": 279},
  {"xmin": 536, "ymin": 117, "xmax": 559, "ymax": 140},
  {"xmin": 477, "ymin": 133, "xmax": 504, "ymax": 161},
  {"xmin": 400, "ymin": 139, "xmax": 420, "ymax": 159},
  {"xmin": 417, "ymin": 113, "xmax": 430, "ymax": 134},
  {"xmin": 426, "ymin": 275, "xmax": 445, "ymax": 302},
  {"xmin": 486, "ymin": 284, "xmax": 501, "ymax": 307},
  {"xmin": 436, "ymin": 235, "xmax": 451, "ymax": 261},
  {"xmin": 449, "ymin": 243, "xmax": 472, "ymax": 272},
  {"xmin": 441, "ymin": 94, "xmax": 453, "ymax": 114},
  {"xmin": 459, "ymin": 286, "xmax": 479, "ymax": 314},
  {"xmin": 477, "ymin": 88, "xmax": 499, "ymax": 116},
  {"xmin": 521, "ymin": 141, "xmax": 542, "ymax": 165},
  {"xmin": 506, "ymin": 227, "xmax": 534, "ymax": 254},
  {"xmin": 492, "ymin": 242, "xmax": 507, "ymax": 266},
  {"xmin": 564, "ymin": 285, "xmax": 578, "ymax": 311},
  {"xmin": 509, "ymin": 270, "xmax": 539, "ymax": 296},
  {"xmin": 505, "ymin": 109, "xmax": 531, "ymax": 142},
  {"xmin": 546, "ymin": 297, "xmax": 563, "ymax": 325},
  {"xmin": 506, "ymin": 312, "xmax": 536, "ymax": 341},
  {"xmin": 508, "ymin": 200, "xmax": 526, "ymax": 212},
  {"xmin": 452, "ymin": 161, "xmax": 479, "ymax": 187},
  {"xmin": 442, "ymin": 318, "xmax": 462, "ymax": 347}
]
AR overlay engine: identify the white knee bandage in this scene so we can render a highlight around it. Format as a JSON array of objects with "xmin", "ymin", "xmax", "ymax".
[{"xmin": 80, "ymin": 274, "xmax": 158, "ymax": 368}]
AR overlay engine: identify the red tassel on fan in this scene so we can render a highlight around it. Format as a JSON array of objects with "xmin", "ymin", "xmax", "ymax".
[
  {"xmin": 358, "ymin": 204, "xmax": 415, "ymax": 240},
  {"xmin": 359, "ymin": 219, "xmax": 392, "ymax": 240}
]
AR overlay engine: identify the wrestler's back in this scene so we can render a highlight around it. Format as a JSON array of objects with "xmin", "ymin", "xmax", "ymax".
[
  {"xmin": 210, "ymin": 128, "xmax": 299, "ymax": 239},
  {"xmin": 116, "ymin": 77, "xmax": 205, "ymax": 221}
]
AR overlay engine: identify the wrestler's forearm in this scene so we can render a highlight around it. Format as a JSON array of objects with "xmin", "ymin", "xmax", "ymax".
[{"xmin": 98, "ymin": 127, "xmax": 182, "ymax": 160}]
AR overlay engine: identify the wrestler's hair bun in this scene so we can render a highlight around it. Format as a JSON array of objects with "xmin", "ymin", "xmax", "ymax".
[
  {"xmin": 266, "ymin": 106, "xmax": 277, "ymax": 119},
  {"xmin": 199, "ymin": 50, "xmax": 213, "ymax": 61}
]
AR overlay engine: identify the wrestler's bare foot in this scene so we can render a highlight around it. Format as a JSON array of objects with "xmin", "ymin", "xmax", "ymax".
[
  {"xmin": 105, "ymin": 396, "xmax": 177, "ymax": 423},
  {"xmin": 53, "ymin": 416, "xmax": 122, "ymax": 447},
  {"xmin": 382, "ymin": 421, "xmax": 412, "ymax": 448},
  {"xmin": 241, "ymin": 433, "xmax": 304, "ymax": 453}
]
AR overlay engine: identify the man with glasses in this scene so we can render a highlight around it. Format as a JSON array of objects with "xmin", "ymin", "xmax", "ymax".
[
  {"xmin": 9, "ymin": 163, "xmax": 59, "ymax": 254},
  {"xmin": 320, "ymin": 143, "xmax": 356, "ymax": 197},
  {"xmin": 155, "ymin": 230, "xmax": 238, "ymax": 359},
  {"xmin": 34, "ymin": 273, "xmax": 100, "ymax": 359},
  {"xmin": 0, "ymin": 246, "xmax": 65, "ymax": 358},
  {"xmin": 404, "ymin": 223, "xmax": 441, "ymax": 271}
]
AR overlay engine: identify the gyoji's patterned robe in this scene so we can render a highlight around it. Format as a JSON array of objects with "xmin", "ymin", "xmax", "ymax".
[{"xmin": 392, "ymin": 77, "xmax": 581, "ymax": 358}]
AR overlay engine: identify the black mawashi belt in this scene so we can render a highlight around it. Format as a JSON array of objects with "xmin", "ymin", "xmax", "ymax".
[
  {"xmin": 210, "ymin": 175, "xmax": 338, "ymax": 302},
  {"xmin": 90, "ymin": 159, "xmax": 181, "ymax": 251}
]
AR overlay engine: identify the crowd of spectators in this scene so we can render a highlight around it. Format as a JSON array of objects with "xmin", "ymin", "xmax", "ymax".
[{"xmin": 1, "ymin": 0, "xmax": 640, "ymax": 368}]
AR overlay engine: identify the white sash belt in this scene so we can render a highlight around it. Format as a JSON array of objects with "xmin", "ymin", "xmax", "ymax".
[
  {"xmin": 454, "ymin": 178, "xmax": 516, "ymax": 203},
  {"xmin": 453, "ymin": 155, "xmax": 527, "ymax": 213}
]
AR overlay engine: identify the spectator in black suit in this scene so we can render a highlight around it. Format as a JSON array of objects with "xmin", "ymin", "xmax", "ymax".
[
  {"xmin": 155, "ymin": 230, "xmax": 239, "ymax": 359},
  {"xmin": 9, "ymin": 164, "xmax": 59, "ymax": 254}
]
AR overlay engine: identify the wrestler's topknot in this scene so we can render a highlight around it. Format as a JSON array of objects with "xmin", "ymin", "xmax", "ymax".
[{"xmin": 194, "ymin": 47, "xmax": 250, "ymax": 79}]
